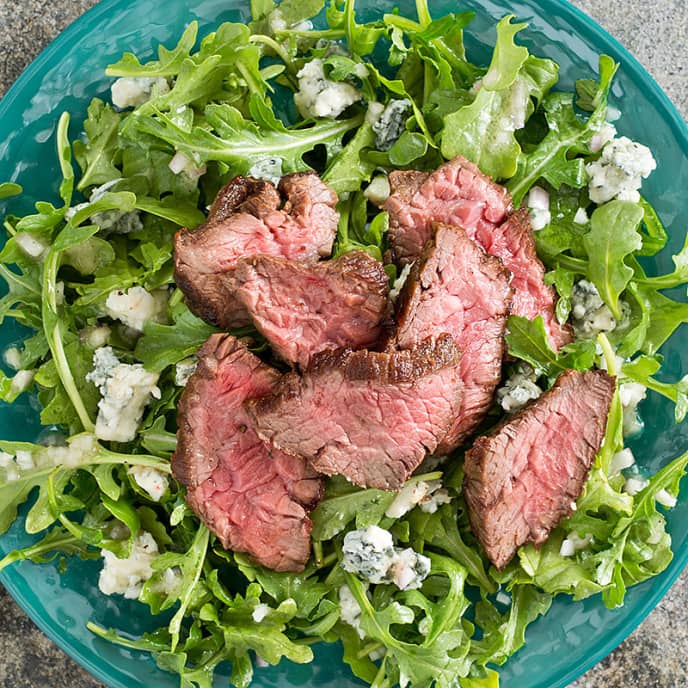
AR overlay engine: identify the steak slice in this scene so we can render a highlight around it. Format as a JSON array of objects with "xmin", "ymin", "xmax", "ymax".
[
  {"xmin": 384, "ymin": 156, "xmax": 511, "ymax": 267},
  {"xmin": 391, "ymin": 223, "xmax": 513, "ymax": 451},
  {"xmin": 172, "ymin": 334, "xmax": 323, "ymax": 572},
  {"xmin": 475, "ymin": 208, "xmax": 571, "ymax": 351},
  {"xmin": 234, "ymin": 250, "xmax": 390, "ymax": 368},
  {"xmin": 249, "ymin": 335, "xmax": 463, "ymax": 490},
  {"xmin": 463, "ymin": 369, "xmax": 615, "ymax": 570},
  {"xmin": 174, "ymin": 173, "xmax": 339, "ymax": 329},
  {"xmin": 384, "ymin": 156, "xmax": 570, "ymax": 350}
]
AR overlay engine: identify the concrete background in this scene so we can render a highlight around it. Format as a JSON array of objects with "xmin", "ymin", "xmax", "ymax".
[{"xmin": 0, "ymin": 1, "xmax": 686, "ymax": 686}]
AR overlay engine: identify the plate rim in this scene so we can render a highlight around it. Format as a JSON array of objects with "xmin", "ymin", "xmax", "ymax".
[{"xmin": 0, "ymin": 0, "xmax": 687, "ymax": 687}]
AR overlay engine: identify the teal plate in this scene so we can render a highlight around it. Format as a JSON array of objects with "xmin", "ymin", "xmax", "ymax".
[{"xmin": 1, "ymin": 1, "xmax": 687, "ymax": 686}]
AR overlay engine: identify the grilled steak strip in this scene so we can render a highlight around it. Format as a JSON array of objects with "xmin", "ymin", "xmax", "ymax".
[
  {"xmin": 463, "ymin": 369, "xmax": 615, "ymax": 570},
  {"xmin": 384, "ymin": 156, "xmax": 570, "ymax": 350},
  {"xmin": 174, "ymin": 172, "xmax": 339, "ymax": 329},
  {"xmin": 172, "ymin": 334, "xmax": 323, "ymax": 572},
  {"xmin": 234, "ymin": 250, "xmax": 391, "ymax": 368},
  {"xmin": 248, "ymin": 335, "xmax": 463, "ymax": 490},
  {"xmin": 391, "ymin": 222, "xmax": 513, "ymax": 451}
]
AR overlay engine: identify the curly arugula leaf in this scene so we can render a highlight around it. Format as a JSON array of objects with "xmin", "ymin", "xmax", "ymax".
[
  {"xmin": 127, "ymin": 96, "xmax": 363, "ymax": 175},
  {"xmin": 507, "ymin": 55, "xmax": 618, "ymax": 206},
  {"xmin": 106, "ymin": 23, "xmax": 199, "ymax": 78},
  {"xmin": 74, "ymin": 99, "xmax": 123, "ymax": 191},
  {"xmin": 622, "ymin": 355, "xmax": 688, "ymax": 423},
  {"xmin": 583, "ymin": 201, "xmax": 643, "ymax": 320}
]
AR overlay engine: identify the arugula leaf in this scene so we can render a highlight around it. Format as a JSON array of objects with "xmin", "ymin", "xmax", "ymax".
[
  {"xmin": 322, "ymin": 121, "xmax": 376, "ymax": 194},
  {"xmin": 622, "ymin": 356, "xmax": 688, "ymax": 423},
  {"xmin": 583, "ymin": 201, "xmax": 643, "ymax": 319},
  {"xmin": 507, "ymin": 55, "xmax": 618, "ymax": 206},
  {"xmin": 106, "ymin": 23, "xmax": 198, "ymax": 78},
  {"xmin": 128, "ymin": 97, "xmax": 363, "ymax": 175},
  {"xmin": 135, "ymin": 300, "xmax": 218, "ymax": 372},
  {"xmin": 441, "ymin": 17, "xmax": 558, "ymax": 180},
  {"xmin": 73, "ymin": 99, "xmax": 123, "ymax": 191}
]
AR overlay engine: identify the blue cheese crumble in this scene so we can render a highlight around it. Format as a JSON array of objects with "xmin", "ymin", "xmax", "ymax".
[
  {"xmin": 98, "ymin": 531, "xmax": 158, "ymax": 599},
  {"xmin": 86, "ymin": 347, "xmax": 160, "ymax": 443},
  {"xmin": 570, "ymin": 279, "xmax": 630, "ymax": 337},
  {"xmin": 341, "ymin": 526, "xmax": 431, "ymax": 591},
  {"xmin": 496, "ymin": 363, "xmax": 542, "ymax": 413},
  {"xmin": 104, "ymin": 285, "xmax": 168, "ymax": 333},
  {"xmin": 294, "ymin": 58, "xmax": 361, "ymax": 119},
  {"xmin": 372, "ymin": 99, "xmax": 411, "ymax": 151},
  {"xmin": 111, "ymin": 77, "xmax": 170, "ymax": 109},
  {"xmin": 586, "ymin": 135, "xmax": 656, "ymax": 204}
]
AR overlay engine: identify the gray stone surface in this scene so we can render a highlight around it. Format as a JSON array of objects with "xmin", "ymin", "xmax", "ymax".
[{"xmin": 0, "ymin": 1, "xmax": 686, "ymax": 687}]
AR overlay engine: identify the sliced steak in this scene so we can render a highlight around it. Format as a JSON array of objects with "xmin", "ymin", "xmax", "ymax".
[
  {"xmin": 174, "ymin": 173, "xmax": 339, "ymax": 329},
  {"xmin": 249, "ymin": 335, "xmax": 463, "ymax": 490},
  {"xmin": 172, "ymin": 334, "xmax": 323, "ymax": 572},
  {"xmin": 463, "ymin": 369, "xmax": 615, "ymax": 569},
  {"xmin": 391, "ymin": 223, "xmax": 512, "ymax": 451},
  {"xmin": 476, "ymin": 208, "xmax": 571, "ymax": 350},
  {"xmin": 384, "ymin": 156, "xmax": 511, "ymax": 267},
  {"xmin": 384, "ymin": 156, "xmax": 570, "ymax": 350},
  {"xmin": 234, "ymin": 251, "xmax": 390, "ymax": 368}
]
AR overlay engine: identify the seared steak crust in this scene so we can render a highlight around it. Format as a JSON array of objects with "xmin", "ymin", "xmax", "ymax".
[
  {"xmin": 463, "ymin": 369, "xmax": 615, "ymax": 570},
  {"xmin": 234, "ymin": 250, "xmax": 390, "ymax": 368},
  {"xmin": 391, "ymin": 223, "xmax": 513, "ymax": 451},
  {"xmin": 174, "ymin": 173, "xmax": 339, "ymax": 329},
  {"xmin": 172, "ymin": 334, "xmax": 323, "ymax": 572},
  {"xmin": 249, "ymin": 335, "xmax": 463, "ymax": 490}
]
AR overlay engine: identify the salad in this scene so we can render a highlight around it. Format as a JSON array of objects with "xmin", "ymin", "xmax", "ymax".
[{"xmin": 1, "ymin": 1, "xmax": 688, "ymax": 687}]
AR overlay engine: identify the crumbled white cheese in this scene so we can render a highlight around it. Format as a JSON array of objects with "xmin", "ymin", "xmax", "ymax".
[
  {"xmin": 527, "ymin": 186, "xmax": 551, "ymax": 231},
  {"xmin": 655, "ymin": 489, "xmax": 677, "ymax": 509},
  {"xmin": 385, "ymin": 479, "xmax": 451, "ymax": 518},
  {"xmin": 623, "ymin": 476, "xmax": 649, "ymax": 496},
  {"xmin": 174, "ymin": 358, "xmax": 198, "ymax": 387},
  {"xmin": 104, "ymin": 286, "xmax": 168, "ymax": 333},
  {"xmin": 3, "ymin": 346, "xmax": 21, "ymax": 370},
  {"xmin": 586, "ymin": 135, "xmax": 656, "ymax": 204},
  {"xmin": 168, "ymin": 151, "xmax": 206, "ymax": 179},
  {"xmin": 14, "ymin": 450, "xmax": 34, "ymax": 471},
  {"xmin": 128, "ymin": 465, "xmax": 168, "ymax": 502},
  {"xmin": 342, "ymin": 526, "xmax": 396, "ymax": 584},
  {"xmin": 10, "ymin": 369, "xmax": 34, "ymax": 395},
  {"xmin": 80, "ymin": 324, "xmax": 112, "ymax": 349},
  {"xmin": 338, "ymin": 584, "xmax": 365, "ymax": 638},
  {"xmin": 590, "ymin": 122, "xmax": 617, "ymax": 153},
  {"xmin": 570, "ymin": 280, "xmax": 630, "ymax": 338},
  {"xmin": 252, "ymin": 603, "xmax": 272, "ymax": 623},
  {"xmin": 14, "ymin": 232, "xmax": 48, "ymax": 260},
  {"xmin": 294, "ymin": 58, "xmax": 361, "ymax": 119},
  {"xmin": 341, "ymin": 526, "xmax": 431, "ymax": 591},
  {"xmin": 388, "ymin": 547, "xmax": 431, "ymax": 591},
  {"xmin": 372, "ymin": 99, "xmax": 411, "ymax": 151},
  {"xmin": 609, "ymin": 448, "xmax": 635, "ymax": 475},
  {"xmin": 111, "ymin": 77, "xmax": 170, "ymax": 109},
  {"xmin": 98, "ymin": 531, "xmax": 158, "ymax": 599},
  {"xmin": 86, "ymin": 347, "xmax": 160, "ymax": 443},
  {"xmin": 389, "ymin": 262, "xmax": 412, "ymax": 303},
  {"xmin": 365, "ymin": 101, "xmax": 385, "ymax": 126},
  {"xmin": 560, "ymin": 532, "xmax": 593, "ymax": 557},
  {"xmin": 247, "ymin": 157, "xmax": 283, "ymax": 186},
  {"xmin": 573, "ymin": 207, "xmax": 589, "ymax": 225},
  {"xmin": 363, "ymin": 175, "xmax": 391, "ymax": 206},
  {"xmin": 419, "ymin": 487, "xmax": 452, "ymax": 514},
  {"xmin": 496, "ymin": 363, "xmax": 542, "ymax": 413},
  {"xmin": 92, "ymin": 208, "xmax": 144, "ymax": 235},
  {"xmin": 619, "ymin": 381, "xmax": 647, "ymax": 436}
]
